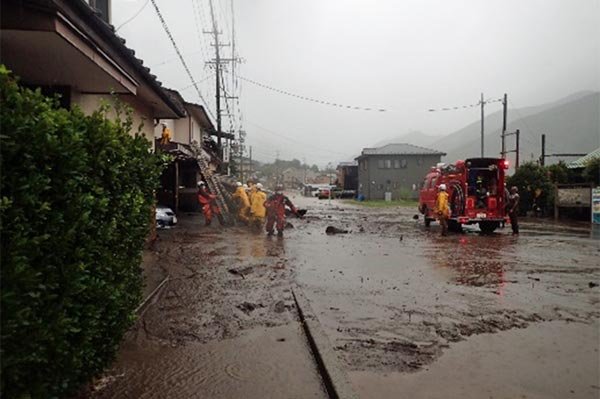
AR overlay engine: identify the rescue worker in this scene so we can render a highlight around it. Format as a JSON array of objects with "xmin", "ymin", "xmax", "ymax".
[
  {"xmin": 265, "ymin": 184, "xmax": 301, "ymax": 237},
  {"xmin": 232, "ymin": 182, "xmax": 250, "ymax": 224},
  {"xmin": 160, "ymin": 122, "xmax": 172, "ymax": 145},
  {"xmin": 434, "ymin": 184, "xmax": 450, "ymax": 236},
  {"xmin": 249, "ymin": 183, "xmax": 267, "ymax": 231},
  {"xmin": 247, "ymin": 180, "xmax": 257, "ymax": 204},
  {"xmin": 507, "ymin": 186, "xmax": 520, "ymax": 235},
  {"xmin": 197, "ymin": 181, "xmax": 225, "ymax": 226}
]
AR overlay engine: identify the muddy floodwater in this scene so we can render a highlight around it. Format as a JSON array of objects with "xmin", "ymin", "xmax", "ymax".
[{"xmin": 87, "ymin": 194, "xmax": 599, "ymax": 398}]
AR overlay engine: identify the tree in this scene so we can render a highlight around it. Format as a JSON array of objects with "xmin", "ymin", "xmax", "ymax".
[
  {"xmin": 582, "ymin": 157, "xmax": 600, "ymax": 185},
  {"xmin": 507, "ymin": 162, "xmax": 554, "ymax": 215},
  {"xmin": 0, "ymin": 66, "xmax": 166, "ymax": 398}
]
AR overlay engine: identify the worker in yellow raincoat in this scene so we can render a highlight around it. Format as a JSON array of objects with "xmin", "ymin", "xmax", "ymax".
[
  {"xmin": 160, "ymin": 122, "xmax": 171, "ymax": 145},
  {"xmin": 233, "ymin": 182, "xmax": 250, "ymax": 224},
  {"xmin": 434, "ymin": 184, "xmax": 450, "ymax": 236},
  {"xmin": 246, "ymin": 179, "xmax": 257, "ymax": 205},
  {"xmin": 249, "ymin": 183, "xmax": 267, "ymax": 231}
]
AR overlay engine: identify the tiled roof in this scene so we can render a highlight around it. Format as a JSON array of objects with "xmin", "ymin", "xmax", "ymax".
[
  {"xmin": 567, "ymin": 147, "xmax": 600, "ymax": 169},
  {"xmin": 360, "ymin": 143, "xmax": 445, "ymax": 156}
]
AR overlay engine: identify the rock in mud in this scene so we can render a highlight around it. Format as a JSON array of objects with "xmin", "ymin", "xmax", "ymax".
[{"xmin": 326, "ymin": 226, "xmax": 349, "ymax": 235}]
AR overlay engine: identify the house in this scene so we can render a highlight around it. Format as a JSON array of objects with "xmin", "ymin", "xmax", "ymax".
[
  {"xmin": 281, "ymin": 167, "xmax": 317, "ymax": 189},
  {"xmin": 153, "ymin": 88, "xmax": 239, "ymax": 212},
  {"xmin": 336, "ymin": 161, "xmax": 358, "ymax": 190},
  {"xmin": 567, "ymin": 147, "xmax": 600, "ymax": 170},
  {"xmin": 355, "ymin": 143, "xmax": 446, "ymax": 200},
  {"xmin": 1, "ymin": 0, "xmax": 186, "ymax": 147}
]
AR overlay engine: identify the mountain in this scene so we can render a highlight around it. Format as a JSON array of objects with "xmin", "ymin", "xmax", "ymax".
[
  {"xmin": 429, "ymin": 91, "xmax": 599, "ymax": 167},
  {"xmin": 373, "ymin": 130, "xmax": 436, "ymax": 149}
]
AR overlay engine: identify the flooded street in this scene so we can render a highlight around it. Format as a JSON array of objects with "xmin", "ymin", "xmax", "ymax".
[
  {"xmin": 89, "ymin": 194, "xmax": 599, "ymax": 398},
  {"xmin": 290, "ymin": 195, "xmax": 600, "ymax": 398}
]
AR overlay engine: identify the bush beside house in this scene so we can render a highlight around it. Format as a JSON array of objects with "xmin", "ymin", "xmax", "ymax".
[{"xmin": 0, "ymin": 66, "xmax": 165, "ymax": 398}]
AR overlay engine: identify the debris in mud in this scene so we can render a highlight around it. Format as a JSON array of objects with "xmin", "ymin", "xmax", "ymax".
[
  {"xmin": 276, "ymin": 338, "xmax": 286, "ymax": 342},
  {"xmin": 274, "ymin": 300, "xmax": 286, "ymax": 313},
  {"xmin": 228, "ymin": 266, "xmax": 254, "ymax": 279},
  {"xmin": 589, "ymin": 282, "xmax": 599, "ymax": 288},
  {"xmin": 237, "ymin": 301, "xmax": 261, "ymax": 314},
  {"xmin": 285, "ymin": 222, "xmax": 294, "ymax": 229},
  {"xmin": 326, "ymin": 226, "xmax": 349, "ymax": 235}
]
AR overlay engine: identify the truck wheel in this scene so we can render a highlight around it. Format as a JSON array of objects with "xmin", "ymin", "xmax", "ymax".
[
  {"xmin": 479, "ymin": 221, "xmax": 499, "ymax": 234},
  {"xmin": 422, "ymin": 206, "xmax": 431, "ymax": 227}
]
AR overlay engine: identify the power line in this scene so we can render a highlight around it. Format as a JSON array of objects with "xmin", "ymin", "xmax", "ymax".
[
  {"xmin": 237, "ymin": 75, "xmax": 387, "ymax": 112},
  {"xmin": 149, "ymin": 0, "xmax": 215, "ymax": 120},
  {"xmin": 177, "ymin": 73, "xmax": 215, "ymax": 92},
  {"xmin": 427, "ymin": 97, "xmax": 503, "ymax": 112},
  {"xmin": 115, "ymin": 0, "xmax": 150, "ymax": 32}
]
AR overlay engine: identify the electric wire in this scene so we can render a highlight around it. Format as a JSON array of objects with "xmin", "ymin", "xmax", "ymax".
[
  {"xmin": 149, "ymin": 0, "xmax": 215, "ymax": 120},
  {"xmin": 237, "ymin": 75, "xmax": 387, "ymax": 112},
  {"xmin": 115, "ymin": 0, "xmax": 150, "ymax": 32}
]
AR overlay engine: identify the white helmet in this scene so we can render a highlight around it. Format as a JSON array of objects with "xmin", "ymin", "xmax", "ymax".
[
  {"xmin": 242, "ymin": 184, "xmax": 248, "ymax": 189},
  {"xmin": 439, "ymin": 184, "xmax": 447, "ymax": 191},
  {"xmin": 197, "ymin": 181, "xmax": 206, "ymax": 187},
  {"xmin": 256, "ymin": 183, "xmax": 263, "ymax": 189},
  {"xmin": 236, "ymin": 182, "xmax": 242, "ymax": 187}
]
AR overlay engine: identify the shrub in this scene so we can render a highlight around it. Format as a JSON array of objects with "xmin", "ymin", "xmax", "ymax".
[
  {"xmin": 506, "ymin": 162, "xmax": 554, "ymax": 215},
  {"xmin": 0, "ymin": 65, "xmax": 165, "ymax": 398}
]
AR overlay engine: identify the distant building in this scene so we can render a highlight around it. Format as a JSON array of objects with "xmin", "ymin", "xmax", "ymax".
[
  {"xmin": 336, "ymin": 161, "xmax": 358, "ymax": 190},
  {"xmin": 355, "ymin": 143, "xmax": 445, "ymax": 200},
  {"xmin": 281, "ymin": 167, "xmax": 318, "ymax": 188}
]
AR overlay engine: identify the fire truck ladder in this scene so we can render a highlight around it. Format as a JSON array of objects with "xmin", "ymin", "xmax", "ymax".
[{"xmin": 190, "ymin": 144, "xmax": 233, "ymax": 225}]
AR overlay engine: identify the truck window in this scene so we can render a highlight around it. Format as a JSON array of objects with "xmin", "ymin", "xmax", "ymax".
[{"xmin": 430, "ymin": 177, "xmax": 437, "ymax": 189}]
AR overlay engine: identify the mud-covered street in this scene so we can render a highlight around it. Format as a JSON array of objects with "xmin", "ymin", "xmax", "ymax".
[{"xmin": 89, "ymin": 193, "xmax": 599, "ymax": 399}]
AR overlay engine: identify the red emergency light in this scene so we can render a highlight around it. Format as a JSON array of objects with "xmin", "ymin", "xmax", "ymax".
[{"xmin": 502, "ymin": 159, "xmax": 509, "ymax": 169}]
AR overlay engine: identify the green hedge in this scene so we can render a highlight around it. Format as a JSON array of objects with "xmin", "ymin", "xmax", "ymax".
[{"xmin": 0, "ymin": 66, "xmax": 165, "ymax": 398}]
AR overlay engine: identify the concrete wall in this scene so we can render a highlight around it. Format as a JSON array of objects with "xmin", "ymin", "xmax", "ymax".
[
  {"xmin": 357, "ymin": 154, "xmax": 442, "ymax": 200},
  {"xmin": 71, "ymin": 92, "xmax": 156, "ymax": 149}
]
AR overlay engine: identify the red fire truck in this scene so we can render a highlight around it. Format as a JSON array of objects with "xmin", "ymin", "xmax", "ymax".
[{"xmin": 418, "ymin": 158, "xmax": 510, "ymax": 233}]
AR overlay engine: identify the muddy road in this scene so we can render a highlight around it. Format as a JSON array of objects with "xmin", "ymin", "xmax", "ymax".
[
  {"xmin": 290, "ymin": 195, "xmax": 600, "ymax": 398},
  {"xmin": 88, "ymin": 193, "xmax": 599, "ymax": 398}
]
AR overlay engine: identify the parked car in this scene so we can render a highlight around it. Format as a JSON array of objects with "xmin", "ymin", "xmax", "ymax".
[
  {"xmin": 156, "ymin": 206, "xmax": 177, "ymax": 228},
  {"xmin": 317, "ymin": 187, "xmax": 333, "ymax": 199}
]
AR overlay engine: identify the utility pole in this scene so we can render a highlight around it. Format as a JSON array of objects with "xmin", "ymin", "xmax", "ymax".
[
  {"xmin": 515, "ymin": 129, "xmax": 520, "ymax": 168},
  {"xmin": 249, "ymin": 145, "xmax": 253, "ymax": 178},
  {"xmin": 501, "ymin": 93, "xmax": 507, "ymax": 158},
  {"xmin": 207, "ymin": 0, "xmax": 222, "ymax": 150},
  {"xmin": 505, "ymin": 128, "xmax": 520, "ymax": 169},
  {"xmin": 540, "ymin": 134, "xmax": 546, "ymax": 166},
  {"xmin": 480, "ymin": 92, "xmax": 485, "ymax": 157}
]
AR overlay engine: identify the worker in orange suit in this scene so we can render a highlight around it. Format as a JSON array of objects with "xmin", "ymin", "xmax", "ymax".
[
  {"xmin": 434, "ymin": 183, "xmax": 450, "ymax": 236},
  {"xmin": 232, "ymin": 182, "xmax": 250, "ymax": 224},
  {"xmin": 160, "ymin": 122, "xmax": 172, "ymax": 145},
  {"xmin": 265, "ymin": 183, "xmax": 301, "ymax": 237},
  {"xmin": 249, "ymin": 183, "xmax": 267, "ymax": 231},
  {"xmin": 197, "ymin": 181, "xmax": 224, "ymax": 226}
]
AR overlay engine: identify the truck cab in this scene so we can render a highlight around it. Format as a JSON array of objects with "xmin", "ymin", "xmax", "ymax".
[{"xmin": 419, "ymin": 158, "xmax": 510, "ymax": 233}]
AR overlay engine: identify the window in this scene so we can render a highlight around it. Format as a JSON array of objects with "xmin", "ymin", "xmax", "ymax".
[
  {"xmin": 401, "ymin": 159, "xmax": 408, "ymax": 168},
  {"xmin": 430, "ymin": 177, "xmax": 437, "ymax": 189},
  {"xmin": 385, "ymin": 159, "xmax": 392, "ymax": 169},
  {"xmin": 378, "ymin": 159, "xmax": 385, "ymax": 169},
  {"xmin": 394, "ymin": 159, "xmax": 401, "ymax": 169}
]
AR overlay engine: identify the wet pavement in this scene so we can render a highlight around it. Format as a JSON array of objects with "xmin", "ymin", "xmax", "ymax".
[
  {"xmin": 86, "ymin": 193, "xmax": 599, "ymax": 398},
  {"xmin": 86, "ymin": 217, "xmax": 328, "ymax": 398},
  {"xmin": 289, "ymin": 195, "xmax": 599, "ymax": 397}
]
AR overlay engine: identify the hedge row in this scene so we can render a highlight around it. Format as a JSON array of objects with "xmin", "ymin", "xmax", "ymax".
[{"xmin": 0, "ymin": 65, "xmax": 165, "ymax": 398}]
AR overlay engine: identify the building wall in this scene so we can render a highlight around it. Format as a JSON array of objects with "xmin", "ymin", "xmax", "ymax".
[
  {"xmin": 71, "ymin": 92, "xmax": 156, "ymax": 149},
  {"xmin": 357, "ymin": 154, "xmax": 442, "ymax": 200},
  {"xmin": 154, "ymin": 116, "xmax": 205, "ymax": 145}
]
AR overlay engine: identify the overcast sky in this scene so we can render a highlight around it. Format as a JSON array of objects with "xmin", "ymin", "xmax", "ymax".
[{"xmin": 113, "ymin": 0, "xmax": 599, "ymax": 166}]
